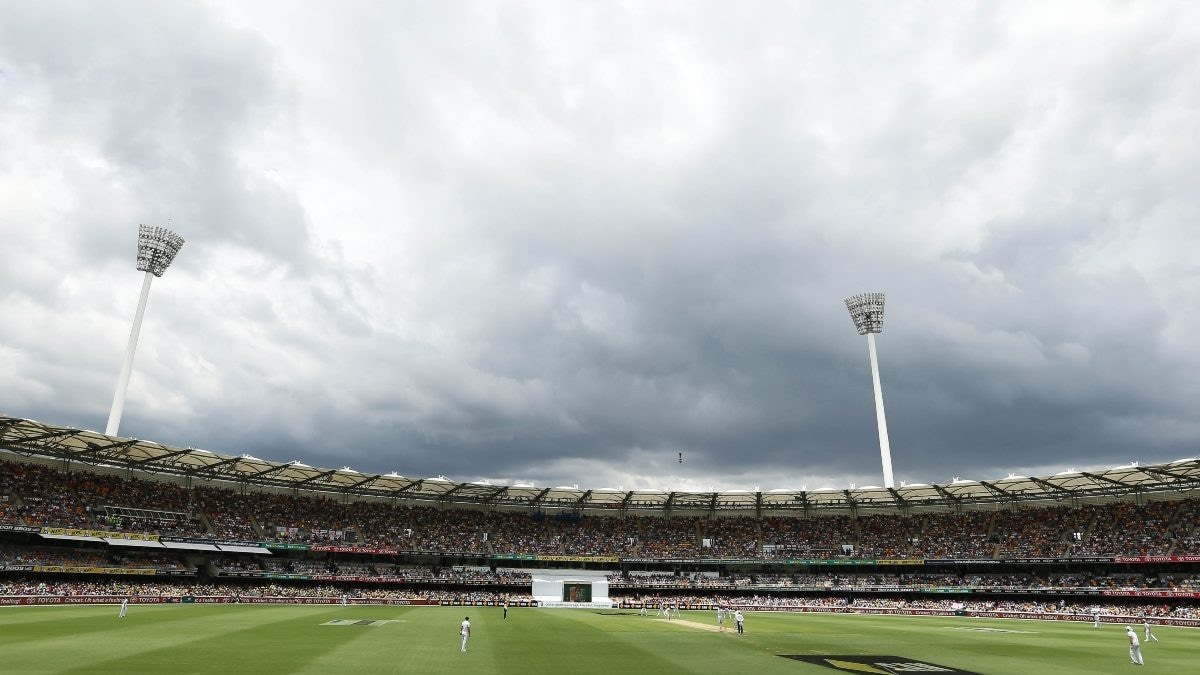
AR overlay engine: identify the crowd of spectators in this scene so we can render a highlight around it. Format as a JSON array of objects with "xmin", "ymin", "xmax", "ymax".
[
  {"xmin": 0, "ymin": 547, "xmax": 185, "ymax": 570},
  {"xmin": 5, "ymin": 460, "xmax": 1200, "ymax": 560},
  {"xmin": 606, "ymin": 571, "xmax": 1200, "ymax": 592},
  {"xmin": 609, "ymin": 594, "xmax": 1200, "ymax": 619},
  {"xmin": 0, "ymin": 462, "xmax": 92, "ymax": 528},
  {"xmin": 0, "ymin": 577, "xmax": 532, "ymax": 602},
  {"xmin": 760, "ymin": 514, "xmax": 855, "ymax": 558}
]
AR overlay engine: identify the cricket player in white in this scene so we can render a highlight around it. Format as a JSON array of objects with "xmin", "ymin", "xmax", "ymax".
[
  {"xmin": 1126, "ymin": 626, "xmax": 1143, "ymax": 665},
  {"xmin": 1092, "ymin": 610, "xmax": 1100, "ymax": 629},
  {"xmin": 1142, "ymin": 619, "xmax": 1159, "ymax": 642},
  {"xmin": 118, "ymin": 597, "xmax": 128, "ymax": 619},
  {"xmin": 460, "ymin": 616, "xmax": 471, "ymax": 652},
  {"xmin": 734, "ymin": 610, "xmax": 744, "ymax": 635},
  {"xmin": 717, "ymin": 606, "xmax": 725, "ymax": 632}
]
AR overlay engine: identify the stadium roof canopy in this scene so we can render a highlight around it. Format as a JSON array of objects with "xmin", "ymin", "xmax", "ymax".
[{"xmin": 2, "ymin": 414, "xmax": 1199, "ymax": 513}]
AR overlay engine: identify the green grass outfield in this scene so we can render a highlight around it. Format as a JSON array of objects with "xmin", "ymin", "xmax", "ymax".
[{"xmin": 0, "ymin": 605, "xmax": 1192, "ymax": 674}]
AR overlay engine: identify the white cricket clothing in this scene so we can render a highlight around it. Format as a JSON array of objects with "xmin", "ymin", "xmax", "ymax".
[
  {"xmin": 118, "ymin": 599, "xmax": 128, "ymax": 618},
  {"xmin": 1127, "ymin": 629, "xmax": 1143, "ymax": 665},
  {"xmin": 460, "ymin": 619, "xmax": 471, "ymax": 652}
]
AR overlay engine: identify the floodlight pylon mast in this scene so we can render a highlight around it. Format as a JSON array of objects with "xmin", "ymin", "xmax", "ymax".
[
  {"xmin": 845, "ymin": 292, "xmax": 894, "ymax": 488},
  {"xmin": 105, "ymin": 225, "xmax": 185, "ymax": 437}
]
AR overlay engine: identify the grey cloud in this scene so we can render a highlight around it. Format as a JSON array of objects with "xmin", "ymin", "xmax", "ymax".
[{"xmin": 1, "ymin": 2, "xmax": 1198, "ymax": 491}]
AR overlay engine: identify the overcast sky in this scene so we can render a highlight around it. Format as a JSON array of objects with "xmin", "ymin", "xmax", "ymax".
[{"xmin": 1, "ymin": 1, "xmax": 1197, "ymax": 492}]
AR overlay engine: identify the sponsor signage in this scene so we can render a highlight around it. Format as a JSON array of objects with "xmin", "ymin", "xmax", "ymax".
[
  {"xmin": 38, "ymin": 528, "xmax": 159, "ymax": 541},
  {"xmin": 0, "ymin": 525, "xmax": 39, "ymax": 533},
  {"xmin": 159, "ymin": 536, "xmax": 218, "ymax": 545},
  {"xmin": 31, "ymin": 565, "xmax": 159, "ymax": 576},
  {"xmin": 875, "ymin": 559, "xmax": 925, "ymax": 566},
  {"xmin": 1101, "ymin": 590, "xmax": 1200, "ymax": 598},
  {"xmin": 309, "ymin": 545, "xmax": 398, "ymax": 555},
  {"xmin": 1114, "ymin": 555, "xmax": 1200, "ymax": 564},
  {"xmin": 782, "ymin": 655, "xmax": 981, "ymax": 674},
  {"xmin": 536, "ymin": 555, "xmax": 619, "ymax": 563},
  {"xmin": 0, "ymin": 564, "xmax": 35, "ymax": 571},
  {"xmin": 265, "ymin": 543, "xmax": 310, "ymax": 551}
]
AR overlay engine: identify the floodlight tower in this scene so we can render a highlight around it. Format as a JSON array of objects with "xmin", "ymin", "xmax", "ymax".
[
  {"xmin": 105, "ymin": 225, "xmax": 185, "ymax": 436},
  {"xmin": 844, "ymin": 292, "xmax": 895, "ymax": 488}
]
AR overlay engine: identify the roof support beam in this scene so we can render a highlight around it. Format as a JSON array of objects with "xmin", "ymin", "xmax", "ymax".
[
  {"xmin": 1080, "ymin": 471, "xmax": 1132, "ymax": 490},
  {"xmin": 575, "ymin": 489, "xmax": 592, "ymax": 509},
  {"xmin": 438, "ymin": 483, "xmax": 467, "ymax": 502},
  {"xmin": 931, "ymin": 484, "xmax": 960, "ymax": 508},
  {"xmin": 15, "ymin": 429, "xmax": 81, "ymax": 444},
  {"xmin": 529, "ymin": 487, "xmax": 551, "ymax": 507},
  {"xmin": 64, "ymin": 439, "xmax": 143, "ymax": 464},
  {"xmin": 188, "ymin": 455, "xmax": 244, "ymax": 478},
  {"xmin": 247, "ymin": 463, "xmax": 296, "ymax": 480},
  {"xmin": 1027, "ymin": 476, "xmax": 1074, "ymax": 500},
  {"xmin": 1139, "ymin": 466, "xmax": 1197, "ymax": 484},
  {"xmin": 346, "ymin": 475, "xmax": 382, "ymax": 491},
  {"xmin": 392, "ymin": 480, "xmax": 426, "ymax": 496},
  {"xmin": 978, "ymin": 481, "xmax": 1018, "ymax": 501},
  {"xmin": 296, "ymin": 469, "xmax": 338, "ymax": 486},
  {"xmin": 129, "ymin": 447, "xmax": 194, "ymax": 466}
]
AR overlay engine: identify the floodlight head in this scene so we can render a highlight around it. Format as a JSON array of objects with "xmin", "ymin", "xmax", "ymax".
[
  {"xmin": 845, "ymin": 292, "xmax": 886, "ymax": 335},
  {"xmin": 135, "ymin": 225, "xmax": 185, "ymax": 277}
]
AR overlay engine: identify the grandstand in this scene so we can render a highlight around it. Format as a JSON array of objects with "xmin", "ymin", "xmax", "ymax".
[{"xmin": 3, "ymin": 412, "xmax": 1200, "ymax": 625}]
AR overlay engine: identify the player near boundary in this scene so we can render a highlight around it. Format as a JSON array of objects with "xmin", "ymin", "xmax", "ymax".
[
  {"xmin": 734, "ymin": 609, "xmax": 744, "ymax": 635},
  {"xmin": 1142, "ymin": 619, "xmax": 1159, "ymax": 642},
  {"xmin": 1093, "ymin": 610, "xmax": 1101, "ymax": 629},
  {"xmin": 1126, "ymin": 626, "xmax": 1143, "ymax": 665},
  {"xmin": 459, "ymin": 616, "xmax": 471, "ymax": 653},
  {"xmin": 503, "ymin": 601, "xmax": 508, "ymax": 620},
  {"xmin": 118, "ymin": 597, "xmax": 128, "ymax": 619},
  {"xmin": 717, "ymin": 606, "xmax": 725, "ymax": 632}
]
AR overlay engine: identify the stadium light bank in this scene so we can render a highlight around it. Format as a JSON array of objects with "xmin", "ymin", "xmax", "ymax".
[
  {"xmin": 105, "ymin": 225, "xmax": 185, "ymax": 436},
  {"xmin": 845, "ymin": 292, "xmax": 895, "ymax": 489}
]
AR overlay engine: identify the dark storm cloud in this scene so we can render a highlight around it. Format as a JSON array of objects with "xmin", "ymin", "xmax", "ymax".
[{"xmin": 1, "ymin": 1, "xmax": 1198, "ymax": 490}]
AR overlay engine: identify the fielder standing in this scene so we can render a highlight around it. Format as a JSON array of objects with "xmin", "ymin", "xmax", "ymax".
[
  {"xmin": 734, "ymin": 609, "xmax": 744, "ymax": 635},
  {"xmin": 1142, "ymin": 619, "xmax": 1159, "ymax": 642},
  {"xmin": 460, "ymin": 616, "xmax": 471, "ymax": 653},
  {"xmin": 1127, "ymin": 626, "xmax": 1144, "ymax": 666},
  {"xmin": 118, "ymin": 597, "xmax": 128, "ymax": 619}
]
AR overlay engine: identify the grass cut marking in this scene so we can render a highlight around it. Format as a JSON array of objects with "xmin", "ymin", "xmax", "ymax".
[{"xmin": 1, "ymin": 605, "xmax": 1196, "ymax": 674}]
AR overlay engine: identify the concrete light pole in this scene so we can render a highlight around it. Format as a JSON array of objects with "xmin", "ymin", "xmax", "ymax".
[
  {"xmin": 105, "ymin": 225, "xmax": 185, "ymax": 436},
  {"xmin": 844, "ymin": 292, "xmax": 895, "ymax": 488}
]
